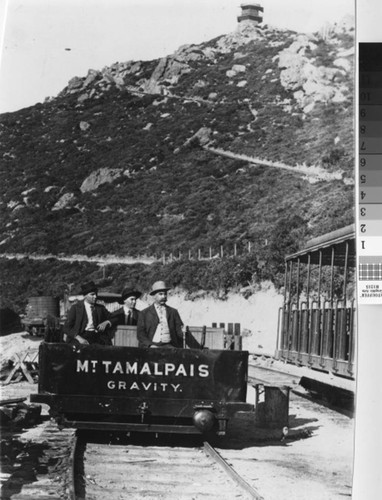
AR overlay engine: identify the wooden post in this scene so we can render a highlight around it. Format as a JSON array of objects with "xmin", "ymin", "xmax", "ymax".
[
  {"xmin": 342, "ymin": 242, "xmax": 349, "ymax": 302},
  {"xmin": 162, "ymin": 252, "xmax": 166, "ymax": 264},
  {"xmin": 330, "ymin": 247, "xmax": 335, "ymax": 303},
  {"xmin": 188, "ymin": 249, "xmax": 192, "ymax": 260},
  {"xmin": 234, "ymin": 243, "xmax": 237, "ymax": 256},
  {"xmin": 198, "ymin": 248, "xmax": 201, "ymax": 260},
  {"xmin": 209, "ymin": 247, "xmax": 212, "ymax": 259},
  {"xmin": 220, "ymin": 245, "xmax": 224, "ymax": 258},
  {"xmin": 248, "ymin": 241, "xmax": 251, "ymax": 253},
  {"xmin": 232, "ymin": 323, "xmax": 241, "ymax": 351}
]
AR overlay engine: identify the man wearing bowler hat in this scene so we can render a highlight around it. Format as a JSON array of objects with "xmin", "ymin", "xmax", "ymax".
[
  {"xmin": 109, "ymin": 286, "xmax": 142, "ymax": 327},
  {"xmin": 137, "ymin": 281, "xmax": 184, "ymax": 348},
  {"xmin": 64, "ymin": 281, "xmax": 112, "ymax": 345}
]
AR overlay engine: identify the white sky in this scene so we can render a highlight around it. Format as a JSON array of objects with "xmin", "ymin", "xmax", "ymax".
[{"xmin": 0, "ymin": 0, "xmax": 356, "ymax": 113}]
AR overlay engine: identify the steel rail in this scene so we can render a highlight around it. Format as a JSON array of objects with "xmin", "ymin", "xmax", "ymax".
[
  {"xmin": 70, "ymin": 436, "xmax": 256, "ymax": 499},
  {"xmin": 203, "ymin": 441, "xmax": 264, "ymax": 500}
]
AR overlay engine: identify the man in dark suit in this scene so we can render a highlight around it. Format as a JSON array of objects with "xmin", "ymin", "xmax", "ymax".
[
  {"xmin": 109, "ymin": 286, "xmax": 141, "ymax": 326},
  {"xmin": 137, "ymin": 281, "xmax": 184, "ymax": 348},
  {"xmin": 64, "ymin": 281, "xmax": 112, "ymax": 345}
]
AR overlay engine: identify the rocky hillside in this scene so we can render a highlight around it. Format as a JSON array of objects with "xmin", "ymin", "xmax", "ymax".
[{"xmin": 0, "ymin": 18, "xmax": 354, "ymax": 264}]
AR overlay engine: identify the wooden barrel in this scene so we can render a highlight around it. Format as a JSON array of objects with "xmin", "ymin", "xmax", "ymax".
[{"xmin": 26, "ymin": 296, "xmax": 60, "ymax": 318}]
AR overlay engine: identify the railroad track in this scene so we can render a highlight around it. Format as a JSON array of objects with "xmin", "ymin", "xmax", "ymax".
[
  {"xmin": 71, "ymin": 431, "xmax": 263, "ymax": 499},
  {"xmin": 248, "ymin": 364, "xmax": 300, "ymax": 387},
  {"xmin": 248, "ymin": 363, "xmax": 354, "ymax": 415}
]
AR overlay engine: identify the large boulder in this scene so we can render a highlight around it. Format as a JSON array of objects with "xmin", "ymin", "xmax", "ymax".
[
  {"xmin": 83, "ymin": 69, "xmax": 101, "ymax": 88},
  {"xmin": 67, "ymin": 76, "xmax": 84, "ymax": 92},
  {"xmin": 80, "ymin": 168, "xmax": 124, "ymax": 193},
  {"xmin": 52, "ymin": 192, "xmax": 75, "ymax": 210}
]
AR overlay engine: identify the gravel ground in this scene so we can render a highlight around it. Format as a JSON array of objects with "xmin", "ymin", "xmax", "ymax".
[{"xmin": 1, "ymin": 377, "xmax": 354, "ymax": 500}]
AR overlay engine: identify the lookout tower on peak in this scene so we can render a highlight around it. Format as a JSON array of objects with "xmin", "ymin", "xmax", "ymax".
[{"xmin": 237, "ymin": 3, "xmax": 264, "ymax": 25}]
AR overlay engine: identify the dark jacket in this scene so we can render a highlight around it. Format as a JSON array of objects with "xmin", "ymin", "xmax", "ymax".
[
  {"xmin": 64, "ymin": 300, "xmax": 111, "ymax": 343},
  {"xmin": 137, "ymin": 304, "xmax": 183, "ymax": 348},
  {"xmin": 109, "ymin": 307, "xmax": 139, "ymax": 326}
]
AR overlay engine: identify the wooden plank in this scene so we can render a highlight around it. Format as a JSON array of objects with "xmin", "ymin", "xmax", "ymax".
[
  {"xmin": 234, "ymin": 336, "xmax": 242, "ymax": 351},
  {"xmin": 113, "ymin": 325, "xmax": 139, "ymax": 347},
  {"xmin": 186, "ymin": 326, "xmax": 225, "ymax": 350},
  {"xmin": 0, "ymin": 397, "xmax": 27, "ymax": 405},
  {"xmin": 4, "ymin": 352, "xmax": 36, "ymax": 385}
]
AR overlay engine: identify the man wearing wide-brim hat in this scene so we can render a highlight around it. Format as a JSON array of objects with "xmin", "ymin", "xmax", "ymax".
[
  {"xmin": 137, "ymin": 281, "xmax": 183, "ymax": 348},
  {"xmin": 64, "ymin": 281, "xmax": 112, "ymax": 345},
  {"xmin": 109, "ymin": 286, "xmax": 142, "ymax": 327}
]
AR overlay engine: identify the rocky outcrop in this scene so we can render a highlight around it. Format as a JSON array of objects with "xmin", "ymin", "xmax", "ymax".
[
  {"xmin": 141, "ymin": 56, "xmax": 192, "ymax": 94},
  {"xmin": 277, "ymin": 27, "xmax": 353, "ymax": 112},
  {"xmin": 67, "ymin": 76, "xmax": 84, "ymax": 92},
  {"xmin": 58, "ymin": 22, "xmax": 266, "ymax": 101},
  {"xmin": 182, "ymin": 127, "xmax": 213, "ymax": 149},
  {"xmin": 52, "ymin": 192, "xmax": 75, "ymax": 211},
  {"xmin": 59, "ymin": 61, "xmax": 143, "ymax": 101},
  {"xmin": 83, "ymin": 69, "xmax": 101, "ymax": 88},
  {"xmin": 51, "ymin": 168, "xmax": 125, "ymax": 210},
  {"xmin": 80, "ymin": 168, "xmax": 124, "ymax": 193},
  {"xmin": 57, "ymin": 14, "xmax": 354, "ymax": 116},
  {"xmin": 216, "ymin": 21, "xmax": 264, "ymax": 54}
]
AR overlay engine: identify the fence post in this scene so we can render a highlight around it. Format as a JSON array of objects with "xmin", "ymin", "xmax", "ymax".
[
  {"xmin": 198, "ymin": 249, "xmax": 201, "ymax": 260},
  {"xmin": 209, "ymin": 247, "xmax": 212, "ymax": 259},
  {"xmin": 248, "ymin": 241, "xmax": 251, "ymax": 253},
  {"xmin": 162, "ymin": 252, "xmax": 166, "ymax": 264},
  {"xmin": 233, "ymin": 323, "xmax": 242, "ymax": 350},
  {"xmin": 220, "ymin": 245, "xmax": 224, "ymax": 258},
  {"xmin": 234, "ymin": 243, "xmax": 237, "ymax": 257}
]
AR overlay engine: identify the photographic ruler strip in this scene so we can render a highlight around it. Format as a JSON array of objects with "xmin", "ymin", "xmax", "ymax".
[{"xmin": 358, "ymin": 43, "xmax": 382, "ymax": 303}]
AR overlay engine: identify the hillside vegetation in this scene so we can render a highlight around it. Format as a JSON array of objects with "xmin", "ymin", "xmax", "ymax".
[{"xmin": 0, "ymin": 18, "xmax": 355, "ymax": 311}]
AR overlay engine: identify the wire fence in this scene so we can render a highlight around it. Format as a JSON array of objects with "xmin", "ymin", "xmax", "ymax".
[{"xmin": 154, "ymin": 240, "xmax": 268, "ymax": 264}]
